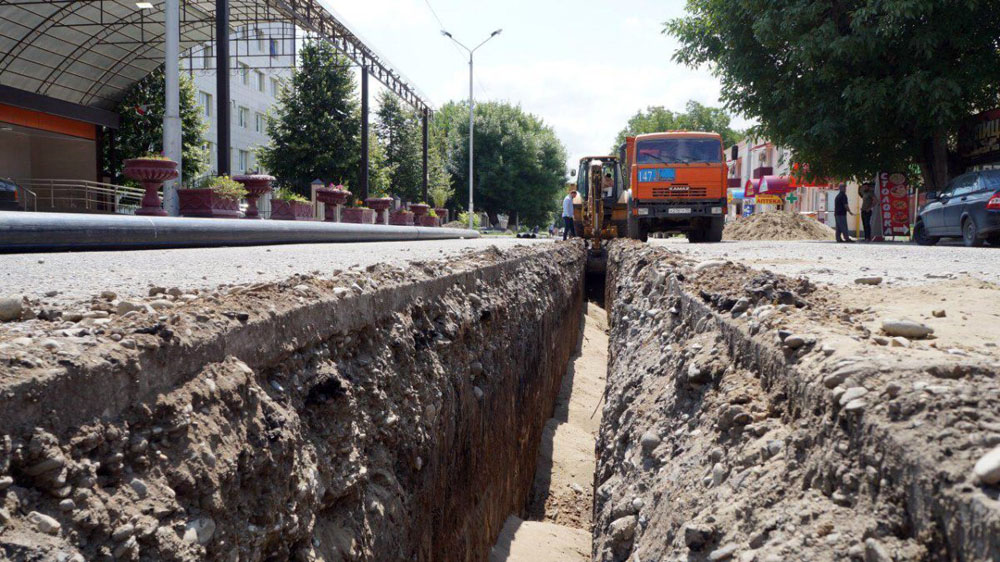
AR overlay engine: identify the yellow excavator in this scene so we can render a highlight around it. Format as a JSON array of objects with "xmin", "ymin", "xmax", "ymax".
[{"xmin": 571, "ymin": 155, "xmax": 627, "ymax": 274}]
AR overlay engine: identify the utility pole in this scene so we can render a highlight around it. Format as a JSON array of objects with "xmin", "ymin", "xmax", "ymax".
[
  {"xmin": 162, "ymin": 0, "xmax": 181, "ymax": 215},
  {"xmin": 441, "ymin": 29, "xmax": 502, "ymax": 229}
]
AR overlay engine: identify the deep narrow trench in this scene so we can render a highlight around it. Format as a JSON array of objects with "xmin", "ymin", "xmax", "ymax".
[{"xmin": 490, "ymin": 275, "xmax": 609, "ymax": 561}]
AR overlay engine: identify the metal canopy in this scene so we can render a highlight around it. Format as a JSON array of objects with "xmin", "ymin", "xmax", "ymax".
[{"xmin": 0, "ymin": 0, "xmax": 433, "ymax": 113}]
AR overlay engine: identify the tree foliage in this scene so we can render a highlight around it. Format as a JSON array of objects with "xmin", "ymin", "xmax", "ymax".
[
  {"xmin": 375, "ymin": 91, "xmax": 423, "ymax": 202},
  {"xmin": 667, "ymin": 0, "xmax": 1000, "ymax": 188},
  {"xmin": 367, "ymin": 131, "xmax": 395, "ymax": 198},
  {"xmin": 436, "ymin": 101, "xmax": 567, "ymax": 227},
  {"xmin": 258, "ymin": 40, "xmax": 359, "ymax": 195},
  {"xmin": 104, "ymin": 68, "xmax": 208, "ymax": 183},
  {"xmin": 612, "ymin": 101, "xmax": 743, "ymax": 150},
  {"xmin": 427, "ymin": 143, "xmax": 453, "ymax": 208}
]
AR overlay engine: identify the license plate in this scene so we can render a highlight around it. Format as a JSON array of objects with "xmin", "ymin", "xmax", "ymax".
[
  {"xmin": 637, "ymin": 207, "xmax": 649, "ymax": 216},
  {"xmin": 668, "ymin": 208, "xmax": 690, "ymax": 214}
]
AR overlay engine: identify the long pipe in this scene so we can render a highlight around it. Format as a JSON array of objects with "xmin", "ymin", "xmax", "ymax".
[{"xmin": 0, "ymin": 212, "xmax": 479, "ymax": 253}]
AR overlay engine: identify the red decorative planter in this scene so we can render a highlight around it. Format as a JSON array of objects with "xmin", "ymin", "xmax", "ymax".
[
  {"xmin": 271, "ymin": 200, "xmax": 314, "ymax": 220},
  {"xmin": 366, "ymin": 197, "xmax": 393, "ymax": 224},
  {"xmin": 232, "ymin": 174, "xmax": 274, "ymax": 219},
  {"xmin": 178, "ymin": 189, "xmax": 241, "ymax": 218},
  {"xmin": 410, "ymin": 203, "xmax": 430, "ymax": 218},
  {"xmin": 419, "ymin": 215, "xmax": 439, "ymax": 227},
  {"xmin": 342, "ymin": 208, "xmax": 374, "ymax": 224},
  {"xmin": 434, "ymin": 208, "xmax": 449, "ymax": 223},
  {"xmin": 123, "ymin": 158, "xmax": 178, "ymax": 216},
  {"xmin": 316, "ymin": 187, "xmax": 351, "ymax": 222},
  {"xmin": 390, "ymin": 210, "xmax": 414, "ymax": 226}
]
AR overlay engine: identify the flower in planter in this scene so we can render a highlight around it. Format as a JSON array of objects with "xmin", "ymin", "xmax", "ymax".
[{"xmin": 427, "ymin": 209, "xmax": 438, "ymax": 218}]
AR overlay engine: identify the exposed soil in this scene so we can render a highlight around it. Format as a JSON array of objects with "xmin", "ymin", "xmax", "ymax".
[
  {"xmin": 0, "ymin": 243, "xmax": 586, "ymax": 561},
  {"xmin": 593, "ymin": 240, "xmax": 1000, "ymax": 561},
  {"xmin": 491, "ymin": 303, "xmax": 608, "ymax": 561},
  {"xmin": 724, "ymin": 211, "xmax": 835, "ymax": 241}
]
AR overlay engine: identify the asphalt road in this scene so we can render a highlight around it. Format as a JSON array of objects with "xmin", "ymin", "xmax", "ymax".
[
  {"xmin": 2, "ymin": 237, "xmax": 546, "ymax": 309},
  {"xmin": 653, "ymin": 238, "xmax": 1000, "ymax": 287}
]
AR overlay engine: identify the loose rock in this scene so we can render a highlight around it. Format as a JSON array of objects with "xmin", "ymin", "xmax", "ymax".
[
  {"xmin": 0, "ymin": 297, "xmax": 23, "ymax": 322},
  {"xmin": 973, "ymin": 445, "xmax": 1000, "ymax": 485},
  {"xmin": 27, "ymin": 511, "xmax": 61, "ymax": 535},
  {"xmin": 881, "ymin": 319, "xmax": 933, "ymax": 339}
]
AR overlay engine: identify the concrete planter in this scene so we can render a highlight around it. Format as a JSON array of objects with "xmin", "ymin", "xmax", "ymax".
[
  {"xmin": 419, "ymin": 215, "xmax": 439, "ymax": 227},
  {"xmin": 434, "ymin": 208, "xmax": 449, "ymax": 224},
  {"xmin": 177, "ymin": 189, "xmax": 241, "ymax": 218},
  {"xmin": 123, "ymin": 158, "xmax": 178, "ymax": 216},
  {"xmin": 366, "ymin": 197, "xmax": 393, "ymax": 224},
  {"xmin": 410, "ymin": 203, "xmax": 430, "ymax": 218},
  {"xmin": 232, "ymin": 174, "xmax": 274, "ymax": 219},
  {"xmin": 316, "ymin": 187, "xmax": 351, "ymax": 222},
  {"xmin": 271, "ymin": 200, "xmax": 314, "ymax": 221},
  {"xmin": 341, "ymin": 207, "xmax": 374, "ymax": 224},
  {"xmin": 389, "ymin": 210, "xmax": 414, "ymax": 226}
]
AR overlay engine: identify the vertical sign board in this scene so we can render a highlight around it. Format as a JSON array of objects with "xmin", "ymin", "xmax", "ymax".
[{"xmin": 878, "ymin": 172, "xmax": 910, "ymax": 237}]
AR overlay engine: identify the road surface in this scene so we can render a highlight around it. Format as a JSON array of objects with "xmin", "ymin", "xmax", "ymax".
[
  {"xmin": 2, "ymin": 237, "xmax": 545, "ymax": 308},
  {"xmin": 653, "ymin": 238, "xmax": 1000, "ymax": 286}
]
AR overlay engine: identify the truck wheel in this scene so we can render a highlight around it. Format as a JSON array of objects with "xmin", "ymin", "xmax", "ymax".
[
  {"xmin": 687, "ymin": 227, "xmax": 704, "ymax": 243},
  {"xmin": 627, "ymin": 197, "xmax": 643, "ymax": 241},
  {"xmin": 705, "ymin": 217, "xmax": 724, "ymax": 243}
]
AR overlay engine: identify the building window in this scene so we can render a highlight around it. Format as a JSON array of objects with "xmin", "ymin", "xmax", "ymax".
[
  {"xmin": 255, "ymin": 112, "xmax": 265, "ymax": 133},
  {"xmin": 203, "ymin": 45, "xmax": 214, "ymax": 69},
  {"xmin": 255, "ymin": 70, "xmax": 265, "ymax": 92},
  {"xmin": 239, "ymin": 63, "xmax": 249, "ymax": 86},
  {"xmin": 269, "ymin": 38, "xmax": 279, "ymax": 58},
  {"xmin": 255, "ymin": 28, "xmax": 265, "ymax": 52},
  {"xmin": 238, "ymin": 149, "xmax": 249, "ymax": 172},
  {"xmin": 270, "ymin": 77, "xmax": 280, "ymax": 97},
  {"xmin": 199, "ymin": 91, "xmax": 212, "ymax": 117},
  {"xmin": 238, "ymin": 106, "xmax": 249, "ymax": 128}
]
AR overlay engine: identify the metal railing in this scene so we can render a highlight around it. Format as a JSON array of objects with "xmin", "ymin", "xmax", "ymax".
[{"xmin": 13, "ymin": 179, "xmax": 145, "ymax": 215}]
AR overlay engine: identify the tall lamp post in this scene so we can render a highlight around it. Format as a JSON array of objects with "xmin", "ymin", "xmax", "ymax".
[{"xmin": 441, "ymin": 28, "xmax": 502, "ymax": 230}]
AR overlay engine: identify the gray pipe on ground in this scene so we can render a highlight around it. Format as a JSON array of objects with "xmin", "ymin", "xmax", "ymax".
[{"xmin": 0, "ymin": 211, "xmax": 479, "ymax": 253}]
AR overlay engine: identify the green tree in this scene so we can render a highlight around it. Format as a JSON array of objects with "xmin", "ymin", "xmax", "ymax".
[
  {"xmin": 612, "ymin": 101, "xmax": 743, "ymax": 151},
  {"xmin": 375, "ymin": 91, "xmax": 423, "ymax": 202},
  {"xmin": 258, "ymin": 40, "xmax": 359, "ymax": 195},
  {"xmin": 367, "ymin": 131, "xmax": 395, "ymax": 198},
  {"xmin": 438, "ymin": 101, "xmax": 567, "ymax": 227},
  {"xmin": 104, "ymin": 68, "xmax": 208, "ymax": 183},
  {"xmin": 667, "ymin": 0, "xmax": 1000, "ymax": 189},
  {"xmin": 427, "ymin": 143, "xmax": 454, "ymax": 208}
]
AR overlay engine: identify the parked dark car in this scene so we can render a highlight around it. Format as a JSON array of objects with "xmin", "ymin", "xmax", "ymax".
[
  {"xmin": 0, "ymin": 179, "xmax": 23, "ymax": 211},
  {"xmin": 914, "ymin": 169, "xmax": 1000, "ymax": 247}
]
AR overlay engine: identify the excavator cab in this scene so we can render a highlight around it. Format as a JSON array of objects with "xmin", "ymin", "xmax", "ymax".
[{"xmin": 574, "ymin": 156, "xmax": 626, "ymax": 276}]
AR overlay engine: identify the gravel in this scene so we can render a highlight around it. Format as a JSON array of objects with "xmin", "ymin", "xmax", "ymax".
[
  {"xmin": 0, "ymin": 238, "xmax": 545, "ymax": 309},
  {"xmin": 653, "ymin": 239, "xmax": 1000, "ymax": 287}
]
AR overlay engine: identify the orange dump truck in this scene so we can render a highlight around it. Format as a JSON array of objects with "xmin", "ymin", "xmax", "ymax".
[{"xmin": 618, "ymin": 131, "xmax": 727, "ymax": 242}]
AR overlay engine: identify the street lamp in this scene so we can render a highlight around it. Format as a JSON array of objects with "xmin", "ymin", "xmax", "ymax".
[{"xmin": 441, "ymin": 28, "xmax": 502, "ymax": 229}]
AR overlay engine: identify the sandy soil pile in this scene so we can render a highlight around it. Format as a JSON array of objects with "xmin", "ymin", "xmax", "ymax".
[{"xmin": 724, "ymin": 211, "xmax": 835, "ymax": 241}]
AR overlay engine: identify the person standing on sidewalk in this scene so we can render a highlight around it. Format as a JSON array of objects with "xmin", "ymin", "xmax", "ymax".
[
  {"xmin": 834, "ymin": 183, "xmax": 855, "ymax": 243},
  {"xmin": 859, "ymin": 181, "xmax": 875, "ymax": 242},
  {"xmin": 562, "ymin": 190, "xmax": 577, "ymax": 240}
]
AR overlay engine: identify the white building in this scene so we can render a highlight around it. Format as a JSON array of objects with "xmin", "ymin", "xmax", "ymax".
[{"xmin": 181, "ymin": 22, "xmax": 295, "ymax": 177}]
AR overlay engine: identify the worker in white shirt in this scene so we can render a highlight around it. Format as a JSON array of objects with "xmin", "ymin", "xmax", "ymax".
[{"xmin": 562, "ymin": 190, "xmax": 577, "ymax": 240}]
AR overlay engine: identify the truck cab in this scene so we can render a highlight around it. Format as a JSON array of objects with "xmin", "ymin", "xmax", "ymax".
[{"xmin": 619, "ymin": 132, "xmax": 727, "ymax": 242}]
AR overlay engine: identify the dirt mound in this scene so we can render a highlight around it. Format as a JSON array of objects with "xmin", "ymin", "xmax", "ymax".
[{"xmin": 724, "ymin": 211, "xmax": 834, "ymax": 241}]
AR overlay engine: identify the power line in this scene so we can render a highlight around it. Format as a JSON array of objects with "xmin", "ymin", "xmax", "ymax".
[{"xmin": 422, "ymin": 0, "xmax": 447, "ymax": 30}]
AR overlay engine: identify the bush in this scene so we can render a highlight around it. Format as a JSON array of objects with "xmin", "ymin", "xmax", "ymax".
[
  {"xmin": 274, "ymin": 187, "xmax": 309, "ymax": 203},
  {"xmin": 457, "ymin": 211, "xmax": 481, "ymax": 228},
  {"xmin": 205, "ymin": 175, "xmax": 247, "ymax": 201}
]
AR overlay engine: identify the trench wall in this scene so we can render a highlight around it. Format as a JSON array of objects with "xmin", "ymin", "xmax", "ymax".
[
  {"xmin": 0, "ymin": 243, "xmax": 585, "ymax": 561},
  {"xmin": 594, "ymin": 241, "xmax": 1000, "ymax": 562}
]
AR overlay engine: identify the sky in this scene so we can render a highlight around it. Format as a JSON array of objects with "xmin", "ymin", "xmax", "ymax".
[{"xmin": 324, "ymin": 0, "xmax": 749, "ymax": 172}]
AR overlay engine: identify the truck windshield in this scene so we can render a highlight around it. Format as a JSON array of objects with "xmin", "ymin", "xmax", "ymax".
[{"xmin": 636, "ymin": 138, "xmax": 722, "ymax": 164}]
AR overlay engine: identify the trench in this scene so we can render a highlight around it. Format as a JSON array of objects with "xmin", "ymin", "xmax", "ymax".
[{"xmin": 4, "ymin": 240, "xmax": 996, "ymax": 562}]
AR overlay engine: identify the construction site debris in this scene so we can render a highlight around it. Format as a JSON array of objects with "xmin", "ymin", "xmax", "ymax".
[{"xmin": 723, "ymin": 211, "xmax": 835, "ymax": 241}]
